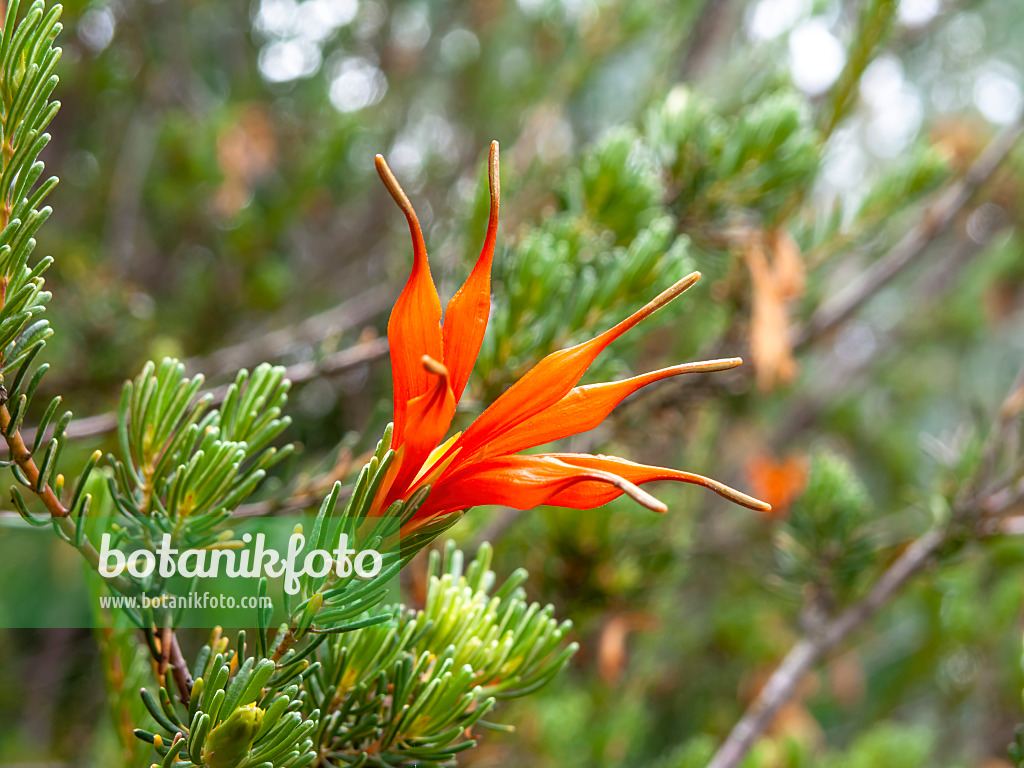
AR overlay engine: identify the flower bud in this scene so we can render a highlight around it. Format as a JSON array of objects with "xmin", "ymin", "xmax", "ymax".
[{"xmin": 202, "ymin": 703, "xmax": 264, "ymax": 768}]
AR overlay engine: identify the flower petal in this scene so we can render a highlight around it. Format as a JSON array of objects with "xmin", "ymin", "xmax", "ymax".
[
  {"xmin": 382, "ymin": 356, "xmax": 457, "ymax": 509},
  {"xmin": 443, "ymin": 141, "xmax": 500, "ymax": 404},
  {"xmin": 446, "ymin": 272, "xmax": 703, "ymax": 462},
  {"xmin": 481, "ymin": 358, "xmax": 742, "ymax": 458},
  {"xmin": 548, "ymin": 454, "xmax": 772, "ymax": 512},
  {"xmin": 411, "ymin": 454, "xmax": 665, "ymax": 525},
  {"xmin": 377, "ymin": 154, "xmax": 444, "ymax": 448}
]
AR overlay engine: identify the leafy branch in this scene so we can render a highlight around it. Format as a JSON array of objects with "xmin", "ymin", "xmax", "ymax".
[
  {"xmin": 704, "ymin": 358, "xmax": 1024, "ymax": 768},
  {"xmin": 132, "ymin": 542, "xmax": 577, "ymax": 768}
]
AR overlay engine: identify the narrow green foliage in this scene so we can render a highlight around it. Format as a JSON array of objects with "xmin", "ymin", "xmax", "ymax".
[
  {"xmin": 819, "ymin": 0, "xmax": 899, "ymax": 139},
  {"xmin": 773, "ymin": 449, "xmax": 881, "ymax": 607},
  {"xmin": 0, "ymin": 1, "xmax": 123, "ymax": 587},
  {"xmin": 646, "ymin": 86, "xmax": 819, "ymax": 225},
  {"xmin": 1010, "ymin": 724, "xmax": 1024, "ymax": 768},
  {"xmin": 309, "ymin": 541, "xmax": 577, "ymax": 767},
  {"xmin": 481, "ymin": 209, "xmax": 691, "ymax": 396},
  {"xmin": 567, "ymin": 126, "xmax": 664, "ymax": 243},
  {"xmin": 108, "ymin": 358, "xmax": 293, "ymax": 545},
  {"xmin": 204, "ymin": 704, "xmax": 265, "ymax": 768},
  {"xmin": 817, "ymin": 721, "xmax": 934, "ymax": 768},
  {"xmin": 0, "ymin": 0, "xmax": 63, "ymax": 494},
  {"xmin": 464, "ymin": 87, "xmax": 817, "ymax": 402},
  {"xmin": 134, "ymin": 629, "xmax": 317, "ymax": 768},
  {"xmin": 857, "ymin": 144, "xmax": 950, "ymax": 226},
  {"xmin": 0, "ymin": 0, "xmax": 61, "ymax": 380},
  {"xmin": 137, "ymin": 544, "xmax": 575, "ymax": 768},
  {"xmin": 270, "ymin": 440, "xmax": 429, "ymax": 648}
]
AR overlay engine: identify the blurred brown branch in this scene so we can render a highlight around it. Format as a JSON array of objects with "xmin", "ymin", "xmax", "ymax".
[
  {"xmin": 18, "ymin": 334, "xmax": 389, "ymax": 445},
  {"xmin": 183, "ymin": 283, "xmax": 392, "ymax": 377},
  {"xmin": 680, "ymin": 0, "xmax": 735, "ymax": 80},
  {"xmin": 794, "ymin": 115, "xmax": 1024, "ymax": 351},
  {"xmin": 704, "ymin": 526, "xmax": 945, "ymax": 768},
  {"xmin": 704, "ymin": 355, "xmax": 1024, "ymax": 768},
  {"xmin": 633, "ymin": 114, "xmax": 1024, "ymax": 428}
]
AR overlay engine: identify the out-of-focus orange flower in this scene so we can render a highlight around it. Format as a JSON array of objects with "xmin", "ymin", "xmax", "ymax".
[
  {"xmin": 746, "ymin": 452, "xmax": 809, "ymax": 519},
  {"xmin": 371, "ymin": 142, "xmax": 771, "ymax": 535}
]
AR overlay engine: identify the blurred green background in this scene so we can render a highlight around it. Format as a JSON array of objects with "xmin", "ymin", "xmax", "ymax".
[{"xmin": 4, "ymin": 0, "xmax": 1024, "ymax": 766}]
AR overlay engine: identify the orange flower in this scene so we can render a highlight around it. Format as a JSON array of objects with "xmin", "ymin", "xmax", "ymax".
[
  {"xmin": 371, "ymin": 142, "xmax": 770, "ymax": 535},
  {"xmin": 745, "ymin": 452, "xmax": 810, "ymax": 520}
]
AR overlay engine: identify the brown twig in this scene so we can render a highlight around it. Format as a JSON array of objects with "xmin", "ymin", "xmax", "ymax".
[
  {"xmin": 979, "ymin": 358, "xmax": 1024, "ymax": 489},
  {"xmin": 1, "ymin": 384, "xmax": 189, "ymax": 699},
  {"xmin": 156, "ymin": 626, "xmax": 172, "ymax": 678},
  {"xmin": 2, "ymin": 380, "xmax": 194, "ymax": 697},
  {"xmin": 0, "ymin": 340, "xmax": 388, "ymax": 521},
  {"xmin": 183, "ymin": 284, "xmax": 392, "ymax": 378},
  {"xmin": 0, "ymin": 399, "xmax": 137, "ymax": 591},
  {"xmin": 270, "ymin": 628, "xmax": 297, "ymax": 664},
  {"xmin": 705, "ymin": 352, "xmax": 1024, "ymax": 768},
  {"xmin": 679, "ymin": 0, "xmax": 734, "ymax": 80},
  {"xmin": 19, "ymin": 336, "xmax": 390, "ymax": 445},
  {"xmin": 167, "ymin": 631, "xmax": 193, "ymax": 706},
  {"xmin": 795, "ymin": 116, "xmax": 1024, "ymax": 350},
  {"xmin": 0, "ymin": 403, "xmax": 68, "ymax": 518},
  {"xmin": 704, "ymin": 527, "xmax": 945, "ymax": 768}
]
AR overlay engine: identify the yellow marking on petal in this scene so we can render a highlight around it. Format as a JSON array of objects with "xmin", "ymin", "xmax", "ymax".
[
  {"xmin": 368, "ymin": 443, "xmax": 404, "ymax": 516},
  {"xmin": 413, "ymin": 432, "xmax": 463, "ymax": 487}
]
